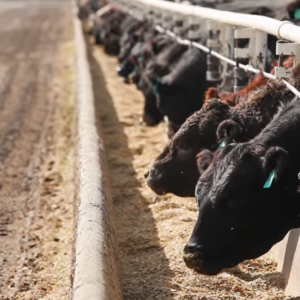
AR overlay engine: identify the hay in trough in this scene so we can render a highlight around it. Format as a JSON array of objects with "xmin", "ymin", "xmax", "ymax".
[{"xmin": 89, "ymin": 43, "xmax": 287, "ymax": 300}]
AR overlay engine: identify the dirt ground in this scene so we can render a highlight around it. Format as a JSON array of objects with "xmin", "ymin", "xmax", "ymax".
[
  {"xmin": 0, "ymin": 1, "xmax": 75, "ymax": 299},
  {"xmin": 88, "ymin": 43, "xmax": 290, "ymax": 300}
]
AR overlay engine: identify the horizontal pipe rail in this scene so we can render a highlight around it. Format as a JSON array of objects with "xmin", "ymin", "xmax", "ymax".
[
  {"xmin": 160, "ymin": 26, "xmax": 300, "ymax": 98},
  {"xmin": 114, "ymin": 4, "xmax": 300, "ymax": 99},
  {"xmin": 122, "ymin": 0, "xmax": 300, "ymax": 41}
]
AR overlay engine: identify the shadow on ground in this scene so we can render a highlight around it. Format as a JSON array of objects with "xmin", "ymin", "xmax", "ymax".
[{"xmin": 87, "ymin": 45, "xmax": 175, "ymax": 300}]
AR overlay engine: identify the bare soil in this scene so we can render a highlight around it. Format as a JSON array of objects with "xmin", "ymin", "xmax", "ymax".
[
  {"xmin": 0, "ymin": 2, "xmax": 75, "ymax": 299},
  {"xmin": 88, "ymin": 43, "xmax": 289, "ymax": 300}
]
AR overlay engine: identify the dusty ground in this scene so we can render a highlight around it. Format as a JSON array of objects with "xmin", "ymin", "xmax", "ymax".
[
  {"xmin": 88, "ymin": 43, "xmax": 290, "ymax": 300},
  {"xmin": 0, "ymin": 1, "xmax": 75, "ymax": 299}
]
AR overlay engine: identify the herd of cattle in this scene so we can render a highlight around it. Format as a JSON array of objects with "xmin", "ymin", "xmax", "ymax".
[{"xmin": 79, "ymin": 0, "xmax": 300, "ymax": 275}]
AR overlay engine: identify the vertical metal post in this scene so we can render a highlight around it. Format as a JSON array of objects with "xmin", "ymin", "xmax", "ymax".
[
  {"xmin": 188, "ymin": 15, "xmax": 202, "ymax": 42},
  {"xmin": 233, "ymin": 27, "xmax": 267, "ymax": 91},
  {"xmin": 275, "ymin": 40, "xmax": 300, "ymax": 79},
  {"xmin": 205, "ymin": 21, "xmax": 234, "ymax": 84}
]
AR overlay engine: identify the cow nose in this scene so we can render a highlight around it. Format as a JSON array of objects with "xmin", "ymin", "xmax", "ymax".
[
  {"xmin": 183, "ymin": 244, "xmax": 203, "ymax": 270},
  {"xmin": 142, "ymin": 113, "xmax": 160, "ymax": 126},
  {"xmin": 117, "ymin": 65, "xmax": 127, "ymax": 78},
  {"xmin": 116, "ymin": 65, "xmax": 122, "ymax": 74},
  {"xmin": 144, "ymin": 167, "xmax": 159, "ymax": 179},
  {"xmin": 123, "ymin": 77, "xmax": 130, "ymax": 84},
  {"xmin": 144, "ymin": 169, "xmax": 150, "ymax": 178},
  {"xmin": 184, "ymin": 244, "xmax": 203, "ymax": 257},
  {"xmin": 145, "ymin": 167, "xmax": 167, "ymax": 195}
]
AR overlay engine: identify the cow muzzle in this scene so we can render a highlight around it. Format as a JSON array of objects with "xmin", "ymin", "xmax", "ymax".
[
  {"xmin": 183, "ymin": 244, "xmax": 203, "ymax": 271},
  {"xmin": 142, "ymin": 112, "xmax": 161, "ymax": 126},
  {"xmin": 145, "ymin": 167, "xmax": 167, "ymax": 195}
]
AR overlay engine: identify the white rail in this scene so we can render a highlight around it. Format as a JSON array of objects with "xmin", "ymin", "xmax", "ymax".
[
  {"xmin": 154, "ymin": 25, "xmax": 300, "ymax": 98},
  {"xmin": 115, "ymin": 0, "xmax": 300, "ymax": 42},
  {"xmin": 111, "ymin": 0, "xmax": 300, "ymax": 98}
]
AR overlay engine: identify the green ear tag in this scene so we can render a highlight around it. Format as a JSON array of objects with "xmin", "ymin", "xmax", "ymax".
[
  {"xmin": 153, "ymin": 79, "xmax": 161, "ymax": 96},
  {"xmin": 294, "ymin": 8, "xmax": 300, "ymax": 19},
  {"xmin": 153, "ymin": 83, "xmax": 159, "ymax": 96},
  {"xmin": 218, "ymin": 140, "xmax": 226, "ymax": 149},
  {"xmin": 263, "ymin": 170, "xmax": 275, "ymax": 188},
  {"xmin": 134, "ymin": 65, "xmax": 140, "ymax": 73}
]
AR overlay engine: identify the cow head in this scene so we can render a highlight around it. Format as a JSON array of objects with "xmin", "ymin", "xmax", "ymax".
[
  {"xmin": 156, "ymin": 81, "xmax": 191, "ymax": 126},
  {"xmin": 118, "ymin": 23, "xmax": 142, "ymax": 63},
  {"xmin": 117, "ymin": 40, "xmax": 145, "ymax": 80},
  {"xmin": 145, "ymin": 99, "xmax": 232, "ymax": 197},
  {"xmin": 104, "ymin": 34, "xmax": 121, "ymax": 56},
  {"xmin": 183, "ymin": 143, "xmax": 300, "ymax": 275},
  {"xmin": 117, "ymin": 58, "xmax": 134, "ymax": 79},
  {"xmin": 138, "ymin": 75, "xmax": 163, "ymax": 126},
  {"xmin": 154, "ymin": 48, "xmax": 210, "ymax": 130}
]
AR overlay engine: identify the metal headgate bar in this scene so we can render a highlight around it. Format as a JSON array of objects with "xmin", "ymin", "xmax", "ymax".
[
  {"xmin": 156, "ymin": 25, "xmax": 300, "ymax": 98},
  {"xmin": 112, "ymin": 0, "xmax": 300, "ymax": 43},
  {"xmin": 112, "ymin": 1, "xmax": 300, "ymax": 98}
]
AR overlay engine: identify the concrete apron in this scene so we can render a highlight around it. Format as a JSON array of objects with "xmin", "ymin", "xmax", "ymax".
[{"xmin": 72, "ymin": 7, "xmax": 123, "ymax": 300}]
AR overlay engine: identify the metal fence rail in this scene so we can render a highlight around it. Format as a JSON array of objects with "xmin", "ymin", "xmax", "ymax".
[
  {"xmin": 111, "ymin": 0, "xmax": 300, "ymax": 98},
  {"xmin": 113, "ymin": 0, "xmax": 300, "ymax": 42},
  {"xmin": 155, "ymin": 25, "xmax": 300, "ymax": 98}
]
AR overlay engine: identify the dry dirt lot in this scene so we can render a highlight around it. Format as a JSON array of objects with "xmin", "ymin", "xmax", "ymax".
[
  {"xmin": 0, "ymin": 0, "xmax": 295, "ymax": 299},
  {"xmin": 0, "ymin": 1, "xmax": 75, "ymax": 299}
]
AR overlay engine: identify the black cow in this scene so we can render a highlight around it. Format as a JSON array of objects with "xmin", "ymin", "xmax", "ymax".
[
  {"xmin": 143, "ymin": 78, "xmax": 260, "ymax": 196},
  {"xmin": 183, "ymin": 97, "xmax": 300, "ymax": 275},
  {"xmin": 145, "ymin": 60, "xmax": 298, "ymax": 197},
  {"xmin": 118, "ymin": 30, "xmax": 170, "ymax": 85},
  {"xmin": 140, "ymin": 41, "xmax": 189, "ymax": 127},
  {"xmin": 93, "ymin": 10, "xmax": 126, "ymax": 55},
  {"xmin": 141, "ymin": 2, "xmax": 278, "ymax": 135},
  {"xmin": 155, "ymin": 47, "xmax": 215, "ymax": 137},
  {"xmin": 119, "ymin": 33, "xmax": 174, "ymax": 124},
  {"xmin": 145, "ymin": 98, "xmax": 233, "ymax": 196},
  {"xmin": 131, "ymin": 35, "xmax": 173, "ymax": 85},
  {"xmin": 93, "ymin": 4, "xmax": 279, "ymax": 135},
  {"xmin": 117, "ymin": 17, "xmax": 142, "ymax": 60},
  {"xmin": 217, "ymin": 63, "xmax": 300, "ymax": 144},
  {"xmin": 117, "ymin": 22, "xmax": 149, "ymax": 79}
]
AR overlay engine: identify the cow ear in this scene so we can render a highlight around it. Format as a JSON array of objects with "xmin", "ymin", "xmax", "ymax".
[
  {"xmin": 204, "ymin": 87, "xmax": 220, "ymax": 101},
  {"xmin": 217, "ymin": 119, "xmax": 242, "ymax": 144},
  {"xmin": 196, "ymin": 150, "xmax": 214, "ymax": 176},
  {"xmin": 262, "ymin": 147, "xmax": 289, "ymax": 188}
]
